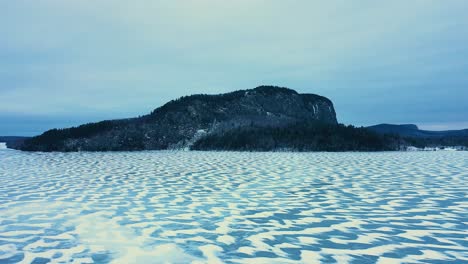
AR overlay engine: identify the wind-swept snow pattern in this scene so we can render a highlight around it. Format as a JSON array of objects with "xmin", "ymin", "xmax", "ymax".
[{"xmin": 0, "ymin": 150, "xmax": 467, "ymax": 263}]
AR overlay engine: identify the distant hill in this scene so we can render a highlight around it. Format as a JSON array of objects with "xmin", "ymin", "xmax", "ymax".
[
  {"xmin": 367, "ymin": 124, "xmax": 468, "ymax": 148},
  {"xmin": 367, "ymin": 124, "xmax": 468, "ymax": 138},
  {"xmin": 16, "ymin": 86, "xmax": 342, "ymax": 152}
]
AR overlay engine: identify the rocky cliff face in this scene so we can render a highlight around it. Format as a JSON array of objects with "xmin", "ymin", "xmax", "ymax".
[{"xmin": 18, "ymin": 86, "xmax": 337, "ymax": 151}]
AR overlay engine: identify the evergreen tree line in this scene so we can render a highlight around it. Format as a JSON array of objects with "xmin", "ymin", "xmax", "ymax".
[
  {"xmin": 191, "ymin": 122, "xmax": 401, "ymax": 152},
  {"xmin": 21, "ymin": 120, "xmax": 119, "ymax": 151},
  {"xmin": 19, "ymin": 120, "xmax": 468, "ymax": 152},
  {"xmin": 400, "ymin": 135, "xmax": 468, "ymax": 148}
]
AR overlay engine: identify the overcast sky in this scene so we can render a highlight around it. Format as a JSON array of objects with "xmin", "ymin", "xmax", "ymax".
[{"xmin": 1, "ymin": 0, "xmax": 468, "ymax": 136}]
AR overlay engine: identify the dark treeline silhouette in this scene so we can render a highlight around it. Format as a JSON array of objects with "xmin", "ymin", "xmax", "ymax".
[
  {"xmin": 398, "ymin": 135, "xmax": 468, "ymax": 148},
  {"xmin": 17, "ymin": 121, "xmax": 468, "ymax": 152},
  {"xmin": 21, "ymin": 120, "xmax": 124, "ymax": 151},
  {"xmin": 367, "ymin": 124, "xmax": 468, "ymax": 148},
  {"xmin": 191, "ymin": 122, "xmax": 401, "ymax": 152},
  {"xmin": 0, "ymin": 136, "xmax": 30, "ymax": 149}
]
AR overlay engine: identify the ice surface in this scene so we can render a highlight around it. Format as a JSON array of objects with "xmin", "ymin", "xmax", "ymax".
[{"xmin": 0, "ymin": 150, "xmax": 467, "ymax": 263}]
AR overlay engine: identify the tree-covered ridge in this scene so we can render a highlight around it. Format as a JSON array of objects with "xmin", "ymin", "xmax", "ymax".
[{"xmin": 17, "ymin": 86, "xmax": 338, "ymax": 151}]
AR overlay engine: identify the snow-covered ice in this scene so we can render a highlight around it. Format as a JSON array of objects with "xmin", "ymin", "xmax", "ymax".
[{"xmin": 0, "ymin": 150, "xmax": 467, "ymax": 263}]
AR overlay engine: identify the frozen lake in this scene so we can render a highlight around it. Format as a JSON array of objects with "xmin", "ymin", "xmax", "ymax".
[{"xmin": 0, "ymin": 150, "xmax": 467, "ymax": 263}]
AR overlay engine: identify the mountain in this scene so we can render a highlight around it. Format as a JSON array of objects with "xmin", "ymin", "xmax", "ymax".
[{"xmin": 17, "ymin": 86, "xmax": 340, "ymax": 152}]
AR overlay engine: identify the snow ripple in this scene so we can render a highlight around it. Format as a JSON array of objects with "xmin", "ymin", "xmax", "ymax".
[{"xmin": 0, "ymin": 150, "xmax": 467, "ymax": 263}]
